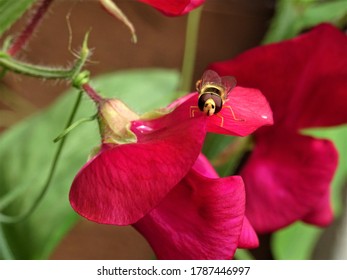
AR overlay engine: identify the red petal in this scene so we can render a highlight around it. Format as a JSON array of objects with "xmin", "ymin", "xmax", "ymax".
[
  {"xmin": 70, "ymin": 117, "xmax": 206, "ymax": 225},
  {"xmin": 192, "ymin": 154, "xmax": 259, "ymax": 249},
  {"xmin": 191, "ymin": 153, "xmax": 219, "ymax": 178},
  {"xmin": 162, "ymin": 91, "xmax": 272, "ymax": 137},
  {"xmin": 131, "ymin": 93, "xmax": 206, "ymax": 135},
  {"xmin": 134, "ymin": 170, "xmax": 245, "ymax": 259},
  {"xmin": 207, "ymin": 87, "xmax": 273, "ymax": 136},
  {"xmin": 238, "ymin": 217, "xmax": 259, "ymax": 249},
  {"xmin": 210, "ymin": 24, "xmax": 347, "ymax": 130},
  {"xmin": 138, "ymin": 0, "xmax": 204, "ymax": 16},
  {"xmin": 302, "ymin": 190, "xmax": 333, "ymax": 227},
  {"xmin": 241, "ymin": 132, "xmax": 337, "ymax": 233}
]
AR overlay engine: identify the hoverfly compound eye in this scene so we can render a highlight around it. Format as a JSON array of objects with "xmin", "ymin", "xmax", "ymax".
[{"xmin": 198, "ymin": 93, "xmax": 223, "ymax": 115}]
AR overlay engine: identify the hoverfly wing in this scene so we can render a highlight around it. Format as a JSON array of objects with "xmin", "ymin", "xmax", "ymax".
[
  {"xmin": 221, "ymin": 75, "xmax": 237, "ymax": 97},
  {"xmin": 200, "ymin": 69, "xmax": 222, "ymax": 87}
]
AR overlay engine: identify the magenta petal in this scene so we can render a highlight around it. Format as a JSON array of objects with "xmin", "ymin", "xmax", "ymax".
[
  {"xmin": 191, "ymin": 153, "xmax": 219, "ymax": 178},
  {"xmin": 194, "ymin": 154, "xmax": 259, "ymax": 248},
  {"xmin": 241, "ymin": 132, "xmax": 337, "ymax": 233},
  {"xmin": 70, "ymin": 117, "xmax": 206, "ymax": 225},
  {"xmin": 134, "ymin": 171, "xmax": 245, "ymax": 259},
  {"xmin": 162, "ymin": 90, "xmax": 272, "ymax": 137},
  {"xmin": 132, "ymin": 93, "xmax": 205, "ymax": 134},
  {"xmin": 207, "ymin": 87, "xmax": 273, "ymax": 136},
  {"xmin": 302, "ymin": 191, "xmax": 333, "ymax": 227},
  {"xmin": 207, "ymin": 23, "xmax": 343, "ymax": 234},
  {"xmin": 238, "ymin": 217, "xmax": 259, "ymax": 249},
  {"xmin": 138, "ymin": 0, "xmax": 204, "ymax": 16},
  {"xmin": 193, "ymin": 153, "xmax": 259, "ymax": 249}
]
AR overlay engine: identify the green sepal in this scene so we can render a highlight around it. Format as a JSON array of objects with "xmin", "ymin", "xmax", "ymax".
[{"xmin": 97, "ymin": 99, "xmax": 139, "ymax": 145}]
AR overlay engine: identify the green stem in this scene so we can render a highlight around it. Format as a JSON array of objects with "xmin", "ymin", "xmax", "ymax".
[
  {"xmin": 7, "ymin": 0, "xmax": 55, "ymax": 56},
  {"xmin": 178, "ymin": 6, "xmax": 203, "ymax": 94},
  {"xmin": 53, "ymin": 113, "xmax": 97, "ymax": 143},
  {"xmin": 0, "ymin": 32, "xmax": 90, "ymax": 80},
  {"xmin": 0, "ymin": 91, "xmax": 83, "ymax": 223},
  {"xmin": 0, "ymin": 54, "xmax": 73, "ymax": 78}
]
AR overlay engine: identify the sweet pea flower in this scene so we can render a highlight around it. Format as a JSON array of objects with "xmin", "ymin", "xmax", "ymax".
[
  {"xmin": 137, "ymin": 0, "xmax": 205, "ymax": 16},
  {"xmin": 70, "ymin": 87, "xmax": 272, "ymax": 225},
  {"xmin": 70, "ymin": 98, "xmax": 206, "ymax": 225},
  {"xmin": 209, "ymin": 24, "xmax": 347, "ymax": 233},
  {"xmin": 69, "ymin": 83, "xmax": 272, "ymax": 258}
]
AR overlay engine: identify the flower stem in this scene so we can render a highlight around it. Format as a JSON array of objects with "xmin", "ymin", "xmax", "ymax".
[
  {"xmin": 0, "ymin": 2, "xmax": 91, "ymax": 224},
  {"xmin": 178, "ymin": 6, "xmax": 203, "ymax": 94},
  {"xmin": 0, "ymin": 32, "xmax": 90, "ymax": 80},
  {"xmin": 82, "ymin": 83, "xmax": 104, "ymax": 104},
  {"xmin": 0, "ymin": 90, "xmax": 83, "ymax": 224},
  {"xmin": 0, "ymin": 54, "xmax": 75, "ymax": 79},
  {"xmin": 7, "ymin": 0, "xmax": 54, "ymax": 56},
  {"xmin": 53, "ymin": 113, "xmax": 97, "ymax": 143}
]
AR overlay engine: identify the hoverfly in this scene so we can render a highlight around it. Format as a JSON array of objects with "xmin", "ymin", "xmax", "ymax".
[{"xmin": 196, "ymin": 70, "xmax": 237, "ymax": 116}]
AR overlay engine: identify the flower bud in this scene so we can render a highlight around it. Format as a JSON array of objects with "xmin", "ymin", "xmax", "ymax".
[{"xmin": 97, "ymin": 98, "xmax": 139, "ymax": 144}]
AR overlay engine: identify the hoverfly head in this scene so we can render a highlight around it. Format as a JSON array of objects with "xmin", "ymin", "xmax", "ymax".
[{"xmin": 198, "ymin": 93, "xmax": 223, "ymax": 116}]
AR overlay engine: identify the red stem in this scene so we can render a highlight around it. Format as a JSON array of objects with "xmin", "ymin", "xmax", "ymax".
[
  {"xmin": 7, "ymin": 0, "xmax": 54, "ymax": 56},
  {"xmin": 82, "ymin": 83, "xmax": 104, "ymax": 104}
]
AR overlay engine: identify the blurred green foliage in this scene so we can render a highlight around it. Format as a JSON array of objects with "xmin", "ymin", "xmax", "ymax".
[
  {"xmin": 0, "ymin": 0, "xmax": 36, "ymax": 37},
  {"xmin": 263, "ymin": 0, "xmax": 347, "ymax": 44}
]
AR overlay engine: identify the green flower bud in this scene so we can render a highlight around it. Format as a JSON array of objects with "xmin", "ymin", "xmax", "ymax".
[{"xmin": 98, "ymin": 98, "xmax": 139, "ymax": 145}]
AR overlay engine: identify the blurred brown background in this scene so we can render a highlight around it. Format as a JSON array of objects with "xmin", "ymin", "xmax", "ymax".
[{"xmin": 1, "ymin": 0, "xmax": 275, "ymax": 259}]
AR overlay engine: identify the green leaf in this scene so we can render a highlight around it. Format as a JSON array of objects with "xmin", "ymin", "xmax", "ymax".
[
  {"xmin": 0, "ymin": 68, "xmax": 179, "ymax": 259},
  {"xmin": 0, "ymin": 0, "xmax": 37, "ymax": 37},
  {"xmin": 273, "ymin": 222, "xmax": 322, "ymax": 260},
  {"xmin": 263, "ymin": 0, "xmax": 347, "ymax": 44},
  {"xmin": 262, "ymin": 0, "xmax": 299, "ymax": 44},
  {"xmin": 273, "ymin": 125, "xmax": 347, "ymax": 259},
  {"xmin": 302, "ymin": 1, "xmax": 347, "ymax": 28},
  {"xmin": 234, "ymin": 249, "xmax": 254, "ymax": 260}
]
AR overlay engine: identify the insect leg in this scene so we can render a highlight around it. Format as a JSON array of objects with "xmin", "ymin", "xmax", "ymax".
[
  {"xmin": 215, "ymin": 113, "xmax": 224, "ymax": 127},
  {"xmin": 190, "ymin": 106, "xmax": 200, "ymax": 118},
  {"xmin": 224, "ymin": 105, "xmax": 245, "ymax": 121}
]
